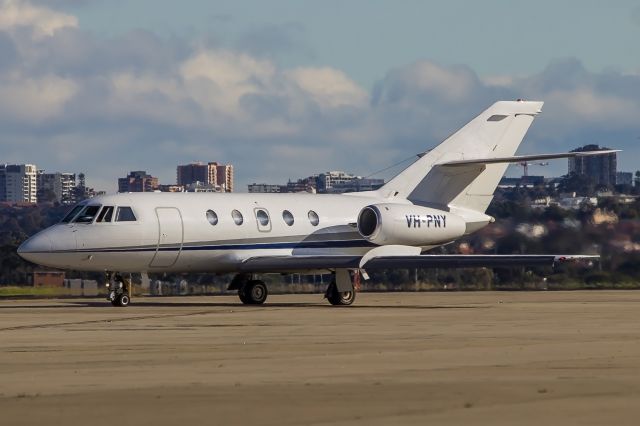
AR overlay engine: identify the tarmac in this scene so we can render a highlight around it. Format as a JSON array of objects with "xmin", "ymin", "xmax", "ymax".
[{"xmin": 1, "ymin": 291, "xmax": 640, "ymax": 425}]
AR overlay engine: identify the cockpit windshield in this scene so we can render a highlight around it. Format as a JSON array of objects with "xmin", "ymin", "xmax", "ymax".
[
  {"xmin": 73, "ymin": 205, "xmax": 102, "ymax": 224},
  {"xmin": 96, "ymin": 206, "xmax": 114, "ymax": 223},
  {"xmin": 60, "ymin": 204, "xmax": 85, "ymax": 223}
]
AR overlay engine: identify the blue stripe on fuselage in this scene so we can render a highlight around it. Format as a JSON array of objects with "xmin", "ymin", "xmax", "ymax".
[{"xmin": 59, "ymin": 239, "xmax": 376, "ymax": 254}]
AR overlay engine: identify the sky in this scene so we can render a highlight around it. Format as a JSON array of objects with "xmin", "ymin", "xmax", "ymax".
[{"xmin": 1, "ymin": 0, "xmax": 639, "ymax": 192}]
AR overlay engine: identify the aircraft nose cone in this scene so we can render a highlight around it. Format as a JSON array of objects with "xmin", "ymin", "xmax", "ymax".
[{"xmin": 17, "ymin": 232, "xmax": 53, "ymax": 263}]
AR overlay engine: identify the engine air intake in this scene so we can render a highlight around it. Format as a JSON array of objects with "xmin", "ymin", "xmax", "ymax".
[{"xmin": 357, "ymin": 206, "xmax": 379, "ymax": 237}]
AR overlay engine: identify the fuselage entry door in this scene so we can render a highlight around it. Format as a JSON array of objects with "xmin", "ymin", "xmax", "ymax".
[{"xmin": 149, "ymin": 207, "xmax": 183, "ymax": 268}]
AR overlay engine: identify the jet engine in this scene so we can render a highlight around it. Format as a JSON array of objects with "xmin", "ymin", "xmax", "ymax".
[{"xmin": 357, "ymin": 203, "xmax": 466, "ymax": 246}]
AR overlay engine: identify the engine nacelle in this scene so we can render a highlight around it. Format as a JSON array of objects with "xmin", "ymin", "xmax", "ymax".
[{"xmin": 357, "ymin": 203, "xmax": 466, "ymax": 246}]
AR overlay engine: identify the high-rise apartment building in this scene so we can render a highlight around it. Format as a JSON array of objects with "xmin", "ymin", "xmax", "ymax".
[
  {"xmin": 0, "ymin": 164, "xmax": 37, "ymax": 203},
  {"xmin": 177, "ymin": 163, "xmax": 209, "ymax": 187},
  {"xmin": 616, "ymin": 171, "xmax": 633, "ymax": 186},
  {"xmin": 177, "ymin": 161, "xmax": 234, "ymax": 192},
  {"xmin": 568, "ymin": 145, "xmax": 617, "ymax": 186},
  {"xmin": 0, "ymin": 165, "xmax": 6, "ymax": 201},
  {"xmin": 118, "ymin": 171, "xmax": 159, "ymax": 192},
  {"xmin": 212, "ymin": 162, "xmax": 233, "ymax": 192},
  {"xmin": 37, "ymin": 171, "xmax": 76, "ymax": 204}
]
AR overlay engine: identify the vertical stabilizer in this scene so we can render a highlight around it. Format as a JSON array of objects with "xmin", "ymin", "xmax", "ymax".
[{"xmin": 378, "ymin": 100, "xmax": 543, "ymax": 213}]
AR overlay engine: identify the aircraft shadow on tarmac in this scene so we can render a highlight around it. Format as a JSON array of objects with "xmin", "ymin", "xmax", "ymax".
[
  {"xmin": 72, "ymin": 300, "xmax": 486, "ymax": 310},
  {"xmin": 0, "ymin": 299, "xmax": 486, "ymax": 310}
]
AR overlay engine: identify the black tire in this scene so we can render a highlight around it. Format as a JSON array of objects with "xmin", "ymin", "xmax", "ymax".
[
  {"xmin": 326, "ymin": 282, "xmax": 356, "ymax": 306},
  {"xmin": 240, "ymin": 280, "xmax": 268, "ymax": 305},
  {"xmin": 117, "ymin": 294, "xmax": 130, "ymax": 307},
  {"xmin": 110, "ymin": 299, "xmax": 119, "ymax": 306},
  {"xmin": 238, "ymin": 287, "xmax": 250, "ymax": 304}
]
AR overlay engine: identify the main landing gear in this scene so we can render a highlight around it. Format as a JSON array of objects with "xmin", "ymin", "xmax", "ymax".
[
  {"xmin": 324, "ymin": 269, "xmax": 357, "ymax": 306},
  {"xmin": 229, "ymin": 269, "xmax": 359, "ymax": 306},
  {"xmin": 106, "ymin": 272, "xmax": 131, "ymax": 307},
  {"xmin": 229, "ymin": 274, "xmax": 268, "ymax": 305}
]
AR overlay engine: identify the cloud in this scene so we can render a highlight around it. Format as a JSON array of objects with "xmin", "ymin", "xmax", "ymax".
[
  {"xmin": 1, "ymin": 1, "xmax": 640, "ymax": 192},
  {"xmin": 0, "ymin": 74, "xmax": 77, "ymax": 122},
  {"xmin": 0, "ymin": 0, "xmax": 77, "ymax": 39}
]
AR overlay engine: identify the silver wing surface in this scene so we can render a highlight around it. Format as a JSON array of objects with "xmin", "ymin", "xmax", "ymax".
[{"xmin": 239, "ymin": 254, "xmax": 599, "ymax": 273}]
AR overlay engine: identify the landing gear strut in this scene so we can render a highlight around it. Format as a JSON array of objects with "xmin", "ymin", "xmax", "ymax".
[
  {"xmin": 229, "ymin": 274, "xmax": 269, "ymax": 305},
  {"xmin": 106, "ymin": 272, "xmax": 131, "ymax": 307}
]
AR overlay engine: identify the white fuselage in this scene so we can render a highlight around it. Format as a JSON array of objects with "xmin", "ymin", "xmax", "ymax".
[{"xmin": 19, "ymin": 191, "xmax": 440, "ymax": 273}]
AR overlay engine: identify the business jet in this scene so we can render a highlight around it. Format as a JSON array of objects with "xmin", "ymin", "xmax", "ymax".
[{"xmin": 18, "ymin": 100, "xmax": 612, "ymax": 307}]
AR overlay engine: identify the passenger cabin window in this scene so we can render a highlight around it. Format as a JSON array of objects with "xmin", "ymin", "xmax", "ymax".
[
  {"xmin": 115, "ymin": 206, "xmax": 137, "ymax": 222},
  {"xmin": 232, "ymin": 210, "xmax": 243, "ymax": 225},
  {"xmin": 206, "ymin": 210, "xmax": 218, "ymax": 225},
  {"xmin": 61, "ymin": 204, "xmax": 84, "ymax": 223},
  {"xmin": 74, "ymin": 205, "xmax": 101, "ymax": 224},
  {"xmin": 282, "ymin": 210, "xmax": 294, "ymax": 226},
  {"xmin": 97, "ymin": 206, "xmax": 114, "ymax": 223},
  {"xmin": 308, "ymin": 210, "xmax": 319, "ymax": 226},
  {"xmin": 256, "ymin": 209, "xmax": 269, "ymax": 226}
]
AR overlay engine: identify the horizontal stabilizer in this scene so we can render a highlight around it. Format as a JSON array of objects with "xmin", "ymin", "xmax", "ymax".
[
  {"xmin": 436, "ymin": 150, "xmax": 620, "ymax": 167},
  {"xmin": 239, "ymin": 254, "xmax": 599, "ymax": 273}
]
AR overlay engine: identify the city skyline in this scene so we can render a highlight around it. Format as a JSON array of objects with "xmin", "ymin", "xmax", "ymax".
[
  {"xmin": 3, "ymin": 143, "xmax": 634, "ymax": 202},
  {"xmin": 0, "ymin": 1, "xmax": 638, "ymax": 193}
]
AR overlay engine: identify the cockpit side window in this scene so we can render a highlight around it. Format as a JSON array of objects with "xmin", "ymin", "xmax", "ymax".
[
  {"xmin": 97, "ymin": 206, "xmax": 114, "ymax": 223},
  {"xmin": 74, "ymin": 205, "xmax": 102, "ymax": 224},
  {"xmin": 115, "ymin": 206, "xmax": 137, "ymax": 222},
  {"xmin": 61, "ymin": 204, "xmax": 84, "ymax": 223}
]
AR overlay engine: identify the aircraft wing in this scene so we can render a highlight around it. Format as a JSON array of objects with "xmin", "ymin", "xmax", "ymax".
[
  {"xmin": 435, "ymin": 150, "xmax": 620, "ymax": 167},
  {"xmin": 239, "ymin": 254, "xmax": 599, "ymax": 273}
]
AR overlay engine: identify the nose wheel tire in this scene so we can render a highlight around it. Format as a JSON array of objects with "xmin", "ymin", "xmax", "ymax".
[
  {"xmin": 238, "ymin": 280, "xmax": 268, "ymax": 305},
  {"xmin": 111, "ymin": 294, "xmax": 130, "ymax": 307},
  {"xmin": 118, "ymin": 294, "xmax": 130, "ymax": 307}
]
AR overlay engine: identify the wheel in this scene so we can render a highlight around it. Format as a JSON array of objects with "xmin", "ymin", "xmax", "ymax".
[
  {"xmin": 110, "ymin": 299, "xmax": 119, "ymax": 306},
  {"xmin": 239, "ymin": 280, "xmax": 268, "ymax": 305},
  {"xmin": 119, "ymin": 294, "xmax": 130, "ymax": 306},
  {"xmin": 115, "ymin": 294, "xmax": 130, "ymax": 307},
  {"xmin": 326, "ymin": 282, "xmax": 356, "ymax": 306},
  {"xmin": 238, "ymin": 287, "xmax": 250, "ymax": 304}
]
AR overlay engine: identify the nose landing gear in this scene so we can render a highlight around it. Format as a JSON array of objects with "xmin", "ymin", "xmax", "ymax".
[{"xmin": 106, "ymin": 272, "xmax": 132, "ymax": 307}]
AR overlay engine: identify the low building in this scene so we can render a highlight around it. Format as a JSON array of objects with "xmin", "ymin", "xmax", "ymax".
[
  {"xmin": 184, "ymin": 182, "xmax": 223, "ymax": 192},
  {"xmin": 248, "ymin": 183, "xmax": 284, "ymax": 193},
  {"xmin": 159, "ymin": 184, "xmax": 184, "ymax": 192},
  {"xmin": 317, "ymin": 171, "xmax": 355, "ymax": 192},
  {"xmin": 328, "ymin": 178, "xmax": 385, "ymax": 193},
  {"xmin": 286, "ymin": 177, "xmax": 316, "ymax": 193},
  {"xmin": 498, "ymin": 175, "xmax": 545, "ymax": 189},
  {"xmin": 32, "ymin": 271, "xmax": 65, "ymax": 287}
]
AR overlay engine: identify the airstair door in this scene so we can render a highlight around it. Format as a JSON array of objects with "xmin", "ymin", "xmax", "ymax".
[{"xmin": 149, "ymin": 207, "xmax": 183, "ymax": 268}]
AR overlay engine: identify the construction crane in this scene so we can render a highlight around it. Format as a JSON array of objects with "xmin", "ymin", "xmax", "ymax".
[{"xmin": 517, "ymin": 161, "xmax": 549, "ymax": 177}]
